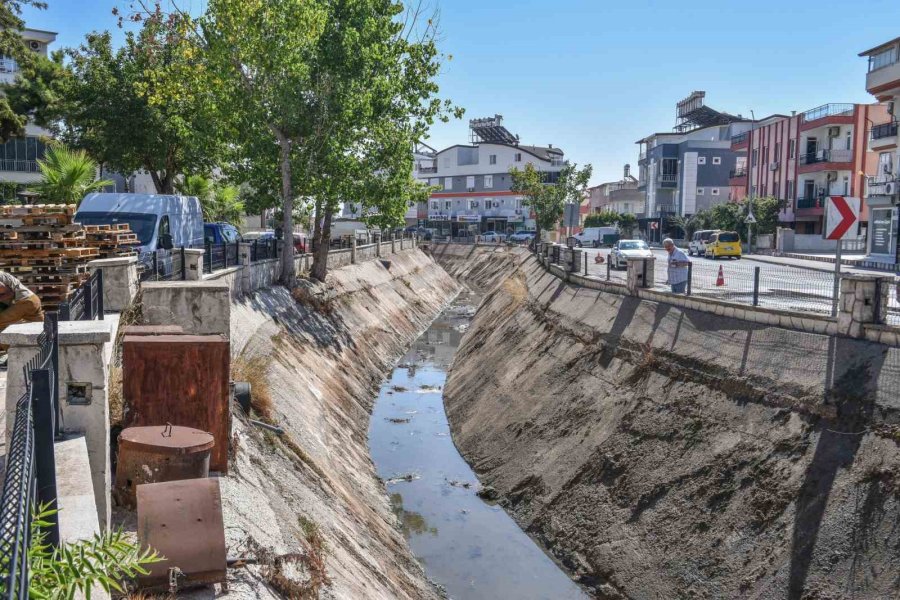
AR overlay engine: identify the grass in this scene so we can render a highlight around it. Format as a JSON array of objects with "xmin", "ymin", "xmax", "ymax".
[
  {"xmin": 253, "ymin": 516, "xmax": 331, "ymax": 599},
  {"xmin": 108, "ymin": 292, "xmax": 142, "ymax": 429},
  {"xmin": 231, "ymin": 354, "xmax": 274, "ymax": 422}
]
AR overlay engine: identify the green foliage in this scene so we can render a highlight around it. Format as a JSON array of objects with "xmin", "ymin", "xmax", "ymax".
[
  {"xmin": 176, "ymin": 174, "xmax": 245, "ymax": 225},
  {"xmin": 584, "ymin": 211, "xmax": 619, "ymax": 227},
  {"xmin": 29, "ymin": 143, "xmax": 112, "ymax": 205},
  {"xmin": 28, "ymin": 503, "xmax": 162, "ymax": 598},
  {"xmin": 673, "ymin": 196, "xmax": 780, "ymax": 239},
  {"xmin": 510, "ymin": 162, "xmax": 592, "ymax": 239},
  {"xmin": 0, "ymin": 0, "xmax": 47, "ymax": 142},
  {"xmin": 747, "ymin": 196, "xmax": 781, "ymax": 235}
]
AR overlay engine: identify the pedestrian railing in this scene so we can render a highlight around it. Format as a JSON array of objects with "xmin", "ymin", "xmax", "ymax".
[
  {"xmin": 0, "ymin": 314, "xmax": 61, "ymax": 599},
  {"xmin": 203, "ymin": 242, "xmax": 240, "ymax": 274},
  {"xmin": 139, "ymin": 247, "xmax": 187, "ymax": 282},
  {"xmin": 248, "ymin": 239, "xmax": 278, "ymax": 262},
  {"xmin": 58, "ymin": 269, "xmax": 103, "ymax": 322}
]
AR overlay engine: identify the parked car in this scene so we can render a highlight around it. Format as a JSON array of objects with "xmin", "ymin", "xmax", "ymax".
[
  {"xmin": 569, "ymin": 226, "xmax": 619, "ymax": 248},
  {"xmin": 688, "ymin": 229, "xmax": 719, "ymax": 257},
  {"xmin": 704, "ymin": 231, "xmax": 742, "ymax": 259},
  {"xmin": 610, "ymin": 239, "xmax": 653, "ymax": 269},
  {"xmin": 481, "ymin": 230, "xmax": 506, "ymax": 243},
  {"xmin": 509, "ymin": 229, "xmax": 536, "ymax": 243},
  {"xmin": 204, "ymin": 222, "xmax": 242, "ymax": 245},
  {"xmin": 242, "ymin": 230, "xmax": 276, "ymax": 241}
]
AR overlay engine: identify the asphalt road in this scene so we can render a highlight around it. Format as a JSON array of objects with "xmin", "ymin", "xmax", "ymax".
[{"xmin": 577, "ymin": 246, "xmax": 900, "ymax": 320}]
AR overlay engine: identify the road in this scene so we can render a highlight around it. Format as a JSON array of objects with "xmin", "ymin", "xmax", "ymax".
[{"xmin": 576, "ymin": 247, "xmax": 899, "ymax": 321}]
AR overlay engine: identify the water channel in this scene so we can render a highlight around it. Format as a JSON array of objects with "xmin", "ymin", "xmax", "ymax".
[{"xmin": 368, "ymin": 290, "xmax": 586, "ymax": 600}]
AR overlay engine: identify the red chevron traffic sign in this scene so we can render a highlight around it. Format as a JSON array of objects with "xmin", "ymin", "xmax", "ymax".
[{"xmin": 824, "ymin": 196, "xmax": 860, "ymax": 241}]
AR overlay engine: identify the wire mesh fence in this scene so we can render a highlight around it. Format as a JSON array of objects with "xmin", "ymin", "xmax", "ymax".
[{"xmin": 139, "ymin": 248, "xmax": 187, "ymax": 282}]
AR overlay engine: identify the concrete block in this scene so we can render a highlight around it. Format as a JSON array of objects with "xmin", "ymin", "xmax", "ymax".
[
  {"xmin": 88, "ymin": 256, "xmax": 138, "ymax": 312},
  {"xmin": 141, "ymin": 281, "xmax": 231, "ymax": 337},
  {"xmin": 183, "ymin": 248, "xmax": 205, "ymax": 281}
]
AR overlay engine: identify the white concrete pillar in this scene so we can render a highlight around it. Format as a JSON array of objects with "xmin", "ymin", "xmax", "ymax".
[
  {"xmin": 183, "ymin": 248, "xmax": 205, "ymax": 281},
  {"xmin": 141, "ymin": 281, "xmax": 231, "ymax": 337},
  {"xmin": 87, "ymin": 256, "xmax": 138, "ymax": 312},
  {"xmin": 626, "ymin": 257, "xmax": 655, "ymax": 294},
  {"xmin": 837, "ymin": 274, "xmax": 893, "ymax": 337},
  {"xmin": 1, "ymin": 320, "xmax": 114, "ymax": 530},
  {"xmin": 351, "ymin": 236, "xmax": 357, "ymax": 264},
  {"xmin": 239, "ymin": 242, "xmax": 253, "ymax": 295}
]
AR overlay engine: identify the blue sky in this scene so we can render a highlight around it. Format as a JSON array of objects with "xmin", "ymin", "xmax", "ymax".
[{"xmin": 22, "ymin": 0, "xmax": 900, "ymax": 184}]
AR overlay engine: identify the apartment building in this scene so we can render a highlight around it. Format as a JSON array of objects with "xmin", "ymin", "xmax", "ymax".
[
  {"xmin": 423, "ymin": 115, "xmax": 565, "ymax": 236},
  {"xmin": 860, "ymin": 37, "xmax": 900, "ymax": 263},
  {"xmin": 0, "ymin": 28, "xmax": 57, "ymax": 192},
  {"xmin": 587, "ymin": 164, "xmax": 642, "ymax": 216},
  {"xmin": 636, "ymin": 92, "xmax": 752, "ymax": 241},
  {"xmin": 729, "ymin": 103, "xmax": 887, "ymax": 235}
]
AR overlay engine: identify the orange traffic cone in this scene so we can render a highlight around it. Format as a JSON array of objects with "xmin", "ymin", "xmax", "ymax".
[{"xmin": 716, "ymin": 265, "xmax": 725, "ymax": 287}]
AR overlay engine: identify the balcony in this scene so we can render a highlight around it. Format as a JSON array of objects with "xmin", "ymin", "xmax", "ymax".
[
  {"xmin": 800, "ymin": 103, "xmax": 854, "ymax": 125},
  {"xmin": 658, "ymin": 173, "xmax": 677, "ymax": 187},
  {"xmin": 869, "ymin": 122, "xmax": 898, "ymax": 150},
  {"xmin": 0, "ymin": 159, "xmax": 38, "ymax": 173},
  {"xmin": 868, "ymin": 177, "xmax": 898, "ymax": 197},
  {"xmin": 729, "ymin": 167, "xmax": 747, "ymax": 178},
  {"xmin": 865, "ymin": 46, "xmax": 900, "ymax": 99},
  {"xmin": 418, "ymin": 165, "xmax": 437, "ymax": 174},
  {"xmin": 798, "ymin": 148, "xmax": 852, "ymax": 166},
  {"xmin": 731, "ymin": 132, "xmax": 749, "ymax": 148},
  {"xmin": 796, "ymin": 196, "xmax": 825, "ymax": 210},
  {"xmin": 655, "ymin": 204, "xmax": 676, "ymax": 214}
]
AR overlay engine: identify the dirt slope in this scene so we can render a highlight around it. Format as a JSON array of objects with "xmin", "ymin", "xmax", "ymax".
[
  {"xmin": 443, "ymin": 248, "xmax": 900, "ymax": 599},
  {"xmin": 219, "ymin": 250, "xmax": 459, "ymax": 599}
]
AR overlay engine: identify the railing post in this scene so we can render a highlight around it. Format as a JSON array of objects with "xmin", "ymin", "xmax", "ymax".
[
  {"xmin": 752, "ymin": 266, "xmax": 760, "ymax": 306},
  {"xmin": 606, "ymin": 254, "xmax": 611, "ymax": 281},
  {"xmin": 204, "ymin": 242, "xmax": 211, "ymax": 273},
  {"xmin": 687, "ymin": 262, "xmax": 693, "ymax": 297},
  {"xmin": 152, "ymin": 250, "xmax": 159, "ymax": 282},
  {"xmin": 95, "ymin": 269, "xmax": 104, "ymax": 319},
  {"xmin": 222, "ymin": 241, "xmax": 228, "ymax": 268},
  {"xmin": 181, "ymin": 246, "xmax": 187, "ymax": 280},
  {"xmin": 83, "ymin": 273, "xmax": 93, "ymax": 321},
  {"xmin": 58, "ymin": 301, "xmax": 70, "ymax": 322},
  {"xmin": 47, "ymin": 313, "xmax": 59, "ymax": 436},
  {"xmin": 584, "ymin": 251, "xmax": 588, "ymax": 276},
  {"xmin": 32, "ymin": 368, "xmax": 59, "ymax": 548}
]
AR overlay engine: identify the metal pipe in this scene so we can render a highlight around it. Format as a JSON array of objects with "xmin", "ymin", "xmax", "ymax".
[{"xmin": 249, "ymin": 419, "xmax": 284, "ymax": 435}]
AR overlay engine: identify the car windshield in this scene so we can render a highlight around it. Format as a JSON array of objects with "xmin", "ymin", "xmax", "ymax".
[
  {"xmin": 619, "ymin": 241, "xmax": 648, "ymax": 250},
  {"xmin": 700, "ymin": 231, "xmax": 714, "ymax": 241},
  {"xmin": 718, "ymin": 232, "xmax": 740, "ymax": 242},
  {"xmin": 76, "ymin": 212, "xmax": 158, "ymax": 245}
]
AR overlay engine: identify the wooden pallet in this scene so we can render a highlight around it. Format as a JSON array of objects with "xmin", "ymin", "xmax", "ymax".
[
  {"xmin": 84, "ymin": 224, "xmax": 130, "ymax": 232},
  {"xmin": 0, "ymin": 204, "xmax": 76, "ymax": 217}
]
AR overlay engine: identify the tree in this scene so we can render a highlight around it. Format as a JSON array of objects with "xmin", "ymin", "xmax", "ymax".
[
  {"xmin": 618, "ymin": 212, "xmax": 637, "ymax": 237},
  {"xmin": 176, "ymin": 173, "xmax": 245, "ymax": 225},
  {"xmin": 584, "ymin": 210, "xmax": 619, "ymax": 228},
  {"xmin": 747, "ymin": 196, "xmax": 780, "ymax": 235},
  {"xmin": 202, "ymin": 0, "xmax": 460, "ymax": 284},
  {"xmin": 0, "ymin": 0, "xmax": 51, "ymax": 141},
  {"xmin": 29, "ymin": 144, "xmax": 113, "ymax": 204},
  {"xmin": 35, "ymin": 9, "xmax": 224, "ymax": 194},
  {"xmin": 510, "ymin": 162, "xmax": 592, "ymax": 242}
]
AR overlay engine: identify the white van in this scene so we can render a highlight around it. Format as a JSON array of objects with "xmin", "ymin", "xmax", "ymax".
[
  {"xmin": 569, "ymin": 226, "xmax": 619, "ymax": 248},
  {"xmin": 689, "ymin": 229, "xmax": 719, "ymax": 257},
  {"xmin": 75, "ymin": 193, "xmax": 205, "ymax": 254}
]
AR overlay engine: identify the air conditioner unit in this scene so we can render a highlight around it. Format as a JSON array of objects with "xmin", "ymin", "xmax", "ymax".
[
  {"xmin": 828, "ymin": 126, "xmax": 841, "ymax": 137},
  {"xmin": 886, "ymin": 182, "xmax": 897, "ymax": 195},
  {"xmin": 826, "ymin": 171, "xmax": 838, "ymax": 182},
  {"xmin": 769, "ymin": 161, "xmax": 779, "ymax": 171},
  {"xmin": 28, "ymin": 41, "xmax": 40, "ymax": 51}
]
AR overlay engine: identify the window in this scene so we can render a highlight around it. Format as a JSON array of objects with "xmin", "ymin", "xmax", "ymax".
[
  {"xmin": 443, "ymin": 177, "xmax": 452, "ymax": 190},
  {"xmin": 623, "ymin": 203, "xmax": 630, "ymax": 213},
  {"xmin": 696, "ymin": 187, "xmax": 704, "ymax": 195},
  {"xmin": 514, "ymin": 153, "xmax": 522, "ymax": 162},
  {"xmin": 431, "ymin": 200, "xmax": 439, "ymax": 210},
  {"xmin": 712, "ymin": 156, "xmax": 721, "ymax": 165},
  {"xmin": 484, "ymin": 174, "xmax": 493, "ymax": 189},
  {"xmin": 846, "ymin": 130, "xmax": 852, "ymax": 151},
  {"xmin": 489, "ymin": 155, "xmax": 497, "ymax": 165},
  {"xmin": 444, "ymin": 200, "xmax": 451, "ymax": 210},
  {"xmin": 515, "ymin": 198, "xmax": 523, "ymax": 209},
  {"xmin": 786, "ymin": 181, "xmax": 794, "ymax": 200},
  {"xmin": 468, "ymin": 199, "xmax": 479, "ymax": 210},
  {"xmin": 711, "ymin": 188, "xmax": 720, "ymax": 196},
  {"xmin": 751, "ymin": 185, "xmax": 757, "ymax": 196},
  {"xmin": 751, "ymin": 149, "xmax": 759, "ymax": 166},
  {"xmin": 466, "ymin": 175, "xmax": 475, "ymax": 189},
  {"xmin": 788, "ymin": 139, "xmax": 796, "ymax": 159},
  {"xmin": 773, "ymin": 143, "xmax": 781, "ymax": 161},
  {"xmin": 869, "ymin": 46, "xmax": 898, "ymax": 72},
  {"xmin": 879, "ymin": 151, "xmax": 894, "ymax": 178},
  {"xmin": 843, "ymin": 176, "xmax": 849, "ymax": 196},
  {"xmin": 429, "ymin": 178, "xmax": 438, "ymax": 186},
  {"xmin": 698, "ymin": 156, "xmax": 707, "ymax": 165}
]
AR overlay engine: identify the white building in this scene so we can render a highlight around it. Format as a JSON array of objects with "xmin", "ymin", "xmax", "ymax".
[{"xmin": 0, "ymin": 28, "xmax": 57, "ymax": 190}]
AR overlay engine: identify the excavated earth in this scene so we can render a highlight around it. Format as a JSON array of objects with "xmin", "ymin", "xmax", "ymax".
[
  {"xmin": 218, "ymin": 250, "xmax": 459, "ymax": 599},
  {"xmin": 437, "ymin": 244, "xmax": 900, "ymax": 600}
]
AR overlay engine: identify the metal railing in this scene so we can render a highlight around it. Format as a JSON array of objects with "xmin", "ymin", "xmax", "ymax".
[
  {"xmin": 871, "ymin": 122, "xmax": 898, "ymax": 140},
  {"xmin": 249, "ymin": 239, "xmax": 278, "ymax": 262},
  {"xmin": 139, "ymin": 247, "xmax": 187, "ymax": 282},
  {"xmin": 800, "ymin": 103, "xmax": 854, "ymax": 123},
  {"xmin": 0, "ymin": 314, "xmax": 60, "ymax": 598},
  {"xmin": 799, "ymin": 149, "xmax": 853, "ymax": 165},
  {"xmin": 58, "ymin": 270, "xmax": 103, "ymax": 322},
  {"xmin": 203, "ymin": 242, "xmax": 240, "ymax": 274},
  {"xmin": 0, "ymin": 160, "xmax": 38, "ymax": 174},
  {"xmin": 659, "ymin": 173, "xmax": 677, "ymax": 184},
  {"xmin": 731, "ymin": 132, "xmax": 749, "ymax": 145},
  {"xmin": 796, "ymin": 196, "xmax": 824, "ymax": 209},
  {"xmin": 868, "ymin": 178, "xmax": 897, "ymax": 196},
  {"xmin": 729, "ymin": 167, "xmax": 748, "ymax": 178}
]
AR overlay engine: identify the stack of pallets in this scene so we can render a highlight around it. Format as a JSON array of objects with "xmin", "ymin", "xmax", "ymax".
[
  {"xmin": 0, "ymin": 205, "xmax": 99, "ymax": 311},
  {"xmin": 83, "ymin": 224, "xmax": 141, "ymax": 258}
]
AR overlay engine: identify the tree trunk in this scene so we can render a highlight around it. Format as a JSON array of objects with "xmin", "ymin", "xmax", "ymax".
[
  {"xmin": 277, "ymin": 133, "xmax": 295, "ymax": 286},
  {"xmin": 149, "ymin": 170, "xmax": 164, "ymax": 194},
  {"xmin": 310, "ymin": 204, "xmax": 333, "ymax": 282}
]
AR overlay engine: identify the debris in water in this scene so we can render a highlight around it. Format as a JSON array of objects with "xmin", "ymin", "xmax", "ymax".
[
  {"xmin": 447, "ymin": 479, "xmax": 472, "ymax": 489},
  {"xmin": 477, "ymin": 485, "xmax": 500, "ymax": 501},
  {"xmin": 391, "ymin": 385, "xmax": 408, "ymax": 392},
  {"xmin": 419, "ymin": 384, "xmax": 440, "ymax": 391},
  {"xmin": 386, "ymin": 417, "xmax": 411, "ymax": 424},
  {"xmin": 454, "ymin": 324, "xmax": 469, "ymax": 333},
  {"xmin": 386, "ymin": 474, "xmax": 420, "ymax": 484}
]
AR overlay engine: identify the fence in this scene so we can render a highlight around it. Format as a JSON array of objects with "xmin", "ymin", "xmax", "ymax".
[
  {"xmin": 0, "ymin": 314, "xmax": 60, "ymax": 599},
  {"xmin": 249, "ymin": 239, "xmax": 278, "ymax": 262},
  {"xmin": 58, "ymin": 269, "xmax": 103, "ymax": 322},
  {"xmin": 139, "ymin": 248, "xmax": 187, "ymax": 282},
  {"xmin": 203, "ymin": 242, "xmax": 241, "ymax": 274}
]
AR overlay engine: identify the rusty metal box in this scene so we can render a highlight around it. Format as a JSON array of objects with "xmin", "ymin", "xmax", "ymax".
[
  {"xmin": 137, "ymin": 478, "xmax": 226, "ymax": 590},
  {"xmin": 123, "ymin": 334, "xmax": 231, "ymax": 472}
]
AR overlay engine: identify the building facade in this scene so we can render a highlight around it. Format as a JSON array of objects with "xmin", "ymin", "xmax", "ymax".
[
  {"xmin": 0, "ymin": 28, "xmax": 57, "ymax": 194},
  {"xmin": 423, "ymin": 116, "xmax": 564, "ymax": 236},
  {"xmin": 587, "ymin": 164, "xmax": 642, "ymax": 216},
  {"xmin": 861, "ymin": 38, "xmax": 900, "ymax": 264},
  {"xmin": 729, "ymin": 103, "xmax": 887, "ymax": 235}
]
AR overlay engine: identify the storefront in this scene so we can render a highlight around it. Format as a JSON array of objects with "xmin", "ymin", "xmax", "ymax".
[{"xmin": 867, "ymin": 205, "xmax": 898, "ymax": 263}]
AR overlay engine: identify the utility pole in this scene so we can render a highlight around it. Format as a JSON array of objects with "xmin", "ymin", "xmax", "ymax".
[{"xmin": 747, "ymin": 109, "xmax": 756, "ymax": 254}]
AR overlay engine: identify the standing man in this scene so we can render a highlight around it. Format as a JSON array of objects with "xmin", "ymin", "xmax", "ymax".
[
  {"xmin": 663, "ymin": 238, "xmax": 690, "ymax": 294},
  {"xmin": 0, "ymin": 271, "xmax": 43, "ymax": 356}
]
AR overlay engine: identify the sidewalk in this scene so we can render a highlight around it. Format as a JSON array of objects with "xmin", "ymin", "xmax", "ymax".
[{"xmin": 742, "ymin": 253, "xmax": 898, "ymax": 277}]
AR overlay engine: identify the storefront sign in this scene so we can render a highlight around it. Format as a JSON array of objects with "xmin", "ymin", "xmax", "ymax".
[
  {"xmin": 870, "ymin": 207, "xmax": 895, "ymax": 256},
  {"xmin": 430, "ymin": 215, "xmax": 450, "ymax": 222},
  {"xmin": 456, "ymin": 214, "xmax": 480, "ymax": 222}
]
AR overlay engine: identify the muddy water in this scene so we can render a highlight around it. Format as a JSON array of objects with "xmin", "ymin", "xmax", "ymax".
[{"xmin": 369, "ymin": 290, "xmax": 586, "ymax": 600}]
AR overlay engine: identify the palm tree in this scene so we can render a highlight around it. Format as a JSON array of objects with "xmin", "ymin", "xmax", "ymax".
[
  {"xmin": 30, "ymin": 144, "xmax": 113, "ymax": 205},
  {"xmin": 176, "ymin": 175, "xmax": 244, "ymax": 225},
  {"xmin": 210, "ymin": 184, "xmax": 244, "ymax": 225}
]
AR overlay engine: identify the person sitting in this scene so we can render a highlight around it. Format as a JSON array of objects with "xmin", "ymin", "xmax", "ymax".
[{"xmin": 0, "ymin": 271, "xmax": 44, "ymax": 355}]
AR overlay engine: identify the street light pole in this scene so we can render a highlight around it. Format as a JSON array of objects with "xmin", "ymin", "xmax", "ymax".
[{"xmin": 747, "ymin": 110, "xmax": 756, "ymax": 254}]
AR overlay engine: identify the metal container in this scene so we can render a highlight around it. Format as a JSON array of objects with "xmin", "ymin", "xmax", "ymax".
[
  {"xmin": 121, "ymin": 325, "xmax": 185, "ymax": 336},
  {"xmin": 137, "ymin": 478, "xmax": 227, "ymax": 590},
  {"xmin": 114, "ymin": 424, "xmax": 214, "ymax": 509}
]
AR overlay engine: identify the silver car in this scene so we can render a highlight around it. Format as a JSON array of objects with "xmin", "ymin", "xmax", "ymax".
[{"xmin": 610, "ymin": 239, "xmax": 653, "ymax": 269}]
